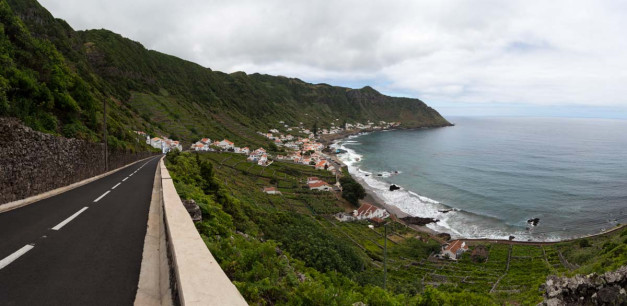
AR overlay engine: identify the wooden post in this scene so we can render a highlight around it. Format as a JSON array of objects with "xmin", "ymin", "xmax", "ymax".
[
  {"xmin": 384, "ymin": 222, "xmax": 388, "ymax": 290},
  {"xmin": 103, "ymin": 100, "xmax": 108, "ymax": 172}
]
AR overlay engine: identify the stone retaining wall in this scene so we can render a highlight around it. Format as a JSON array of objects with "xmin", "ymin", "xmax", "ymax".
[
  {"xmin": 542, "ymin": 265, "xmax": 627, "ymax": 305},
  {"xmin": 0, "ymin": 118, "xmax": 156, "ymax": 205}
]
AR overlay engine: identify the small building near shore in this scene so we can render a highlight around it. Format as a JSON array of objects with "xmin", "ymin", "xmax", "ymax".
[
  {"xmin": 353, "ymin": 203, "xmax": 389, "ymax": 220},
  {"xmin": 263, "ymin": 187, "xmax": 281, "ymax": 195},
  {"xmin": 335, "ymin": 203, "xmax": 390, "ymax": 222},
  {"xmin": 308, "ymin": 181, "xmax": 331, "ymax": 191},
  {"xmin": 440, "ymin": 240, "xmax": 468, "ymax": 260}
]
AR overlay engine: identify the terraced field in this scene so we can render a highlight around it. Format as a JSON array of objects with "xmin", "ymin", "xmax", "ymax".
[{"xmin": 195, "ymin": 151, "xmax": 627, "ymax": 304}]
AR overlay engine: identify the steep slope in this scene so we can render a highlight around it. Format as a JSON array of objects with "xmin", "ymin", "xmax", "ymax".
[{"xmin": 3, "ymin": 0, "xmax": 450, "ymax": 150}]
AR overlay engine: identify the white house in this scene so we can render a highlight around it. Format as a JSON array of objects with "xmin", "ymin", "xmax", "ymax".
[
  {"xmin": 257, "ymin": 154, "xmax": 269, "ymax": 166},
  {"xmin": 441, "ymin": 240, "xmax": 468, "ymax": 260},
  {"xmin": 217, "ymin": 139, "xmax": 234, "ymax": 150},
  {"xmin": 263, "ymin": 187, "xmax": 281, "ymax": 195},
  {"xmin": 307, "ymin": 177, "xmax": 321, "ymax": 184},
  {"xmin": 308, "ymin": 181, "xmax": 331, "ymax": 191},
  {"xmin": 315, "ymin": 160, "xmax": 328, "ymax": 170},
  {"xmin": 200, "ymin": 138, "xmax": 211, "ymax": 144},
  {"xmin": 149, "ymin": 137, "xmax": 162, "ymax": 149},
  {"xmin": 352, "ymin": 203, "xmax": 389, "ymax": 220}
]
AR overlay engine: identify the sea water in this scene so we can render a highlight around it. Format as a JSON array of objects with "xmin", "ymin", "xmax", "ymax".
[{"xmin": 332, "ymin": 117, "xmax": 627, "ymax": 241}]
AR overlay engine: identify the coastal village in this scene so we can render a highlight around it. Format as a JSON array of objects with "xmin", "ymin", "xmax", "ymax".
[{"xmin": 135, "ymin": 120, "xmax": 469, "ymax": 260}]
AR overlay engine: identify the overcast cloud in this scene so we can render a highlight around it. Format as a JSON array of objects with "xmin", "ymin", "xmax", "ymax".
[{"xmin": 39, "ymin": 0, "xmax": 627, "ymax": 117}]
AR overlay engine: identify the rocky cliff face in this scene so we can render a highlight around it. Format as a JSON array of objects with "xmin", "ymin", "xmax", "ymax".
[{"xmin": 541, "ymin": 266, "xmax": 627, "ymax": 305}]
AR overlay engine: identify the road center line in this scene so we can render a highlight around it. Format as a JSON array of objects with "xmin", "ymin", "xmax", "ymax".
[
  {"xmin": 111, "ymin": 183, "xmax": 121, "ymax": 189},
  {"xmin": 93, "ymin": 190, "xmax": 111, "ymax": 202},
  {"xmin": 0, "ymin": 245, "xmax": 35, "ymax": 270},
  {"xmin": 52, "ymin": 207, "xmax": 88, "ymax": 230},
  {"xmin": 122, "ymin": 177, "xmax": 128, "ymax": 182}
]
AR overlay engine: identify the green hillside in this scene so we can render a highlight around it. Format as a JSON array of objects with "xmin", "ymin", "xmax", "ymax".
[
  {"xmin": 1, "ymin": 0, "xmax": 450, "ymax": 151},
  {"xmin": 165, "ymin": 151, "xmax": 627, "ymax": 305}
]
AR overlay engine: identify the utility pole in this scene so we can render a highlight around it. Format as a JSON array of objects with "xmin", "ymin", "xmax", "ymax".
[
  {"xmin": 103, "ymin": 100, "xmax": 108, "ymax": 172},
  {"xmin": 383, "ymin": 222, "xmax": 388, "ymax": 290}
]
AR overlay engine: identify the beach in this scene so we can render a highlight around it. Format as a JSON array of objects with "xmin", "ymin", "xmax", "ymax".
[{"xmin": 327, "ymin": 143, "xmax": 440, "ymax": 236}]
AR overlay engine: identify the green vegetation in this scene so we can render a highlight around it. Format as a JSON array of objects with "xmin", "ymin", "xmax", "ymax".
[
  {"xmin": 2, "ymin": 0, "xmax": 450, "ymax": 152},
  {"xmin": 167, "ymin": 152, "xmax": 495, "ymax": 305},
  {"xmin": 165, "ymin": 152, "xmax": 627, "ymax": 305},
  {"xmin": 5, "ymin": 0, "xmax": 626, "ymax": 304},
  {"xmin": 339, "ymin": 174, "xmax": 366, "ymax": 206}
]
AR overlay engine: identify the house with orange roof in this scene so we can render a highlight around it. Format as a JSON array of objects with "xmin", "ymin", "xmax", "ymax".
[
  {"xmin": 307, "ymin": 177, "xmax": 321, "ymax": 184},
  {"xmin": 200, "ymin": 138, "xmax": 211, "ymax": 144},
  {"xmin": 440, "ymin": 240, "xmax": 468, "ymax": 260},
  {"xmin": 315, "ymin": 160, "xmax": 328, "ymax": 170},
  {"xmin": 217, "ymin": 139, "xmax": 234, "ymax": 150},
  {"xmin": 263, "ymin": 187, "xmax": 281, "ymax": 195},
  {"xmin": 308, "ymin": 181, "xmax": 331, "ymax": 191},
  {"xmin": 352, "ymin": 203, "xmax": 389, "ymax": 220},
  {"xmin": 191, "ymin": 143, "xmax": 205, "ymax": 151}
]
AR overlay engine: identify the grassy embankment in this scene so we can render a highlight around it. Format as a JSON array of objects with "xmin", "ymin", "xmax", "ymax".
[{"xmin": 165, "ymin": 151, "xmax": 627, "ymax": 305}]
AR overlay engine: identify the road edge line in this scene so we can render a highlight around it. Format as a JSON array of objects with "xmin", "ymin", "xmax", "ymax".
[
  {"xmin": 134, "ymin": 156, "xmax": 173, "ymax": 306},
  {"xmin": 0, "ymin": 156, "xmax": 158, "ymax": 214}
]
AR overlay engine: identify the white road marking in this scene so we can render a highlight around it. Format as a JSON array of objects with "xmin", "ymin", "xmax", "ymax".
[
  {"xmin": 93, "ymin": 190, "xmax": 111, "ymax": 202},
  {"xmin": 52, "ymin": 207, "xmax": 88, "ymax": 230},
  {"xmin": 0, "ymin": 245, "xmax": 34, "ymax": 270},
  {"xmin": 122, "ymin": 177, "xmax": 128, "ymax": 182},
  {"xmin": 112, "ymin": 183, "xmax": 121, "ymax": 189}
]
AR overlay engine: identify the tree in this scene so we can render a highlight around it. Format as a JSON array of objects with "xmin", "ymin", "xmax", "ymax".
[
  {"xmin": 339, "ymin": 176, "xmax": 366, "ymax": 206},
  {"xmin": 268, "ymin": 142, "xmax": 278, "ymax": 152},
  {"xmin": 312, "ymin": 122, "xmax": 318, "ymax": 136}
]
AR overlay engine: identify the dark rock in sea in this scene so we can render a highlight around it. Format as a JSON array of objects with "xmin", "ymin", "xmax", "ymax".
[
  {"xmin": 377, "ymin": 174, "xmax": 383, "ymax": 176},
  {"xmin": 365, "ymin": 174, "xmax": 369, "ymax": 177},
  {"xmin": 509, "ymin": 235, "xmax": 515, "ymax": 241},
  {"xmin": 437, "ymin": 233, "xmax": 452, "ymax": 241},
  {"xmin": 438, "ymin": 208, "xmax": 452, "ymax": 213},
  {"xmin": 389, "ymin": 184, "xmax": 400, "ymax": 191},
  {"xmin": 527, "ymin": 218, "xmax": 540, "ymax": 226},
  {"xmin": 401, "ymin": 216, "xmax": 439, "ymax": 226}
]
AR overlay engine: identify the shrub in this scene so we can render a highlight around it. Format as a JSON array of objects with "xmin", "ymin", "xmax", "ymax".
[
  {"xmin": 340, "ymin": 175, "xmax": 366, "ymax": 206},
  {"xmin": 578, "ymin": 239, "xmax": 591, "ymax": 248}
]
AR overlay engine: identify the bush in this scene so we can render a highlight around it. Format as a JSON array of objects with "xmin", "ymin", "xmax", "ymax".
[
  {"xmin": 578, "ymin": 239, "xmax": 591, "ymax": 248},
  {"xmin": 340, "ymin": 175, "xmax": 366, "ymax": 206}
]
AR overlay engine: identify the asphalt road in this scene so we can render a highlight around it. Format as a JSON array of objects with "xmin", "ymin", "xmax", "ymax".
[{"xmin": 0, "ymin": 156, "xmax": 161, "ymax": 306}]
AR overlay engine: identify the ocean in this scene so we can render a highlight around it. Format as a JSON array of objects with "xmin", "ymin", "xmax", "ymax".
[{"xmin": 332, "ymin": 117, "xmax": 627, "ymax": 241}]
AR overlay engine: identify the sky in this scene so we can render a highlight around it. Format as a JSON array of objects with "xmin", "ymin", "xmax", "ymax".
[{"xmin": 39, "ymin": 0, "xmax": 627, "ymax": 119}]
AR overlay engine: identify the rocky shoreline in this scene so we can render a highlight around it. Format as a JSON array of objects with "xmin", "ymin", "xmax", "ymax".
[{"xmin": 328, "ymin": 133, "xmax": 442, "ymax": 237}]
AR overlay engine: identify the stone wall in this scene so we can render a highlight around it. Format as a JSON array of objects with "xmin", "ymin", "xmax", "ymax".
[
  {"xmin": 0, "ymin": 118, "xmax": 157, "ymax": 205},
  {"xmin": 542, "ymin": 265, "xmax": 627, "ymax": 305}
]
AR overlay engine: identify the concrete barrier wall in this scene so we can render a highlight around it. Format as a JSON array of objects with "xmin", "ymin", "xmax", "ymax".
[
  {"xmin": 0, "ymin": 118, "xmax": 156, "ymax": 205},
  {"xmin": 160, "ymin": 160, "xmax": 247, "ymax": 306}
]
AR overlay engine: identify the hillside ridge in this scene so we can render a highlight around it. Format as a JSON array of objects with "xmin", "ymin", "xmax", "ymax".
[{"xmin": 2, "ymin": 0, "xmax": 450, "ymax": 151}]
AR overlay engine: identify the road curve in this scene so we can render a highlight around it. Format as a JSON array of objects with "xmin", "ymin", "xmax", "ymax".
[{"xmin": 0, "ymin": 156, "xmax": 161, "ymax": 306}]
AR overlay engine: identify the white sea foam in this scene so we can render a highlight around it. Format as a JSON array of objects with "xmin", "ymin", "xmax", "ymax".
[{"xmin": 332, "ymin": 138, "xmax": 564, "ymax": 242}]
